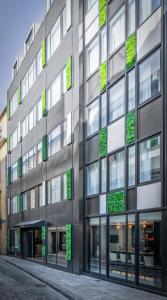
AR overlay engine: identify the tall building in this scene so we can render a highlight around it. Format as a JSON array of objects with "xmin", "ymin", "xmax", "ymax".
[
  {"xmin": 7, "ymin": 0, "xmax": 167, "ymax": 296},
  {"xmin": 0, "ymin": 107, "xmax": 7, "ymax": 254}
]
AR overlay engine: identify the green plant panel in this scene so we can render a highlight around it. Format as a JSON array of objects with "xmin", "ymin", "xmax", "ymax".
[
  {"xmin": 42, "ymin": 39, "xmax": 46, "ymax": 68},
  {"xmin": 100, "ymin": 62, "xmax": 107, "ymax": 91},
  {"xmin": 42, "ymin": 89, "xmax": 47, "ymax": 116},
  {"xmin": 7, "ymin": 101, "xmax": 10, "ymax": 121},
  {"xmin": 42, "ymin": 135, "xmax": 47, "ymax": 161},
  {"xmin": 8, "ymin": 167, "xmax": 11, "ymax": 185},
  {"xmin": 107, "ymin": 191, "xmax": 125, "ymax": 214},
  {"xmin": 126, "ymin": 32, "xmax": 136, "ymax": 70},
  {"xmin": 41, "ymin": 226, "xmax": 46, "ymax": 241},
  {"xmin": 66, "ymin": 56, "xmax": 72, "ymax": 91},
  {"xmin": 126, "ymin": 111, "xmax": 135, "ymax": 144},
  {"xmin": 17, "ymin": 84, "xmax": 21, "ymax": 105},
  {"xmin": 99, "ymin": 5, "xmax": 106, "ymax": 28},
  {"xmin": 99, "ymin": 0, "xmax": 106, "ymax": 11},
  {"xmin": 99, "ymin": 128, "xmax": 107, "ymax": 158},
  {"xmin": 17, "ymin": 157, "xmax": 22, "ymax": 178},
  {"xmin": 42, "ymin": 245, "xmax": 46, "ymax": 257},
  {"xmin": 66, "ymin": 224, "xmax": 72, "ymax": 261},
  {"xmin": 17, "ymin": 194, "xmax": 22, "ymax": 213},
  {"xmin": 66, "ymin": 169, "xmax": 72, "ymax": 200}
]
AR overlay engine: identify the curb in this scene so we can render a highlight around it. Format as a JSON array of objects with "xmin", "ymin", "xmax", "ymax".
[{"xmin": 0, "ymin": 256, "xmax": 82, "ymax": 300}]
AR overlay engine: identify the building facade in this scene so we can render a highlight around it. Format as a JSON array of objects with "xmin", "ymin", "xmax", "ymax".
[
  {"xmin": 0, "ymin": 108, "xmax": 7, "ymax": 254},
  {"xmin": 7, "ymin": 0, "xmax": 167, "ymax": 296}
]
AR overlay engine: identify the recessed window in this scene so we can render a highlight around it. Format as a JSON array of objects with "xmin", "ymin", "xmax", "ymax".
[
  {"xmin": 139, "ymin": 0, "xmax": 160, "ymax": 25},
  {"xmin": 100, "ymin": 92, "xmax": 107, "ymax": 128},
  {"xmin": 101, "ymin": 158, "xmax": 107, "ymax": 193},
  {"xmin": 109, "ymin": 78, "xmax": 125, "ymax": 123},
  {"xmin": 109, "ymin": 6, "xmax": 125, "ymax": 55},
  {"xmin": 139, "ymin": 50, "xmax": 160, "ymax": 104},
  {"xmin": 37, "ymin": 142, "xmax": 42, "ymax": 165},
  {"xmin": 128, "ymin": 145, "xmax": 135, "ymax": 187},
  {"xmin": 86, "ymin": 0, "xmax": 96, "ymax": 13},
  {"xmin": 139, "ymin": 135, "xmax": 160, "ymax": 183},
  {"xmin": 11, "ymin": 196, "xmax": 18, "ymax": 214},
  {"xmin": 48, "ymin": 125, "xmax": 61, "ymax": 157},
  {"xmin": 22, "ymin": 192, "xmax": 27, "ymax": 211},
  {"xmin": 10, "ymin": 90, "xmax": 18, "ymax": 117},
  {"xmin": 109, "ymin": 150, "xmax": 125, "ymax": 190},
  {"xmin": 48, "ymin": 176, "xmax": 61, "ymax": 204},
  {"xmin": 87, "ymin": 99, "xmax": 99, "ymax": 137},
  {"xmin": 87, "ymin": 161, "xmax": 99, "ymax": 196},
  {"xmin": 127, "ymin": 0, "xmax": 135, "ymax": 37},
  {"xmin": 128, "ymin": 69, "xmax": 135, "ymax": 111},
  {"xmin": 39, "ymin": 184, "xmax": 44, "ymax": 207},
  {"xmin": 30, "ymin": 189, "xmax": 35, "ymax": 209},
  {"xmin": 101, "ymin": 26, "xmax": 107, "ymax": 63},
  {"xmin": 11, "ymin": 162, "xmax": 18, "ymax": 183},
  {"xmin": 63, "ymin": 174, "xmax": 67, "ymax": 200},
  {"xmin": 47, "ymin": 17, "xmax": 60, "ymax": 61},
  {"xmin": 87, "ymin": 37, "xmax": 99, "ymax": 77}
]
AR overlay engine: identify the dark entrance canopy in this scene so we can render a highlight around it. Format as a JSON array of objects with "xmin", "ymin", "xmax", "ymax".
[{"xmin": 13, "ymin": 219, "xmax": 47, "ymax": 229}]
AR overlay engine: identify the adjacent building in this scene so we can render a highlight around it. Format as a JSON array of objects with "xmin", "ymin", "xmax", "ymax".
[
  {"xmin": 7, "ymin": 0, "xmax": 167, "ymax": 296},
  {"xmin": 0, "ymin": 107, "xmax": 7, "ymax": 254}
]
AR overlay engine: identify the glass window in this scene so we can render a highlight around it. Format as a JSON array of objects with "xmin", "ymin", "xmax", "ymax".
[
  {"xmin": 128, "ymin": 69, "xmax": 135, "ymax": 111},
  {"xmin": 50, "ymin": 74, "xmax": 61, "ymax": 108},
  {"xmin": 28, "ymin": 147, "xmax": 36, "ymax": 171},
  {"xmin": 87, "ymin": 0, "xmax": 96, "ymax": 12},
  {"xmin": 37, "ymin": 142, "xmax": 42, "ymax": 165},
  {"xmin": 28, "ymin": 63, "xmax": 34, "ymax": 90},
  {"xmin": 63, "ymin": 174, "xmax": 67, "ymax": 200},
  {"xmin": 62, "ymin": 68, "xmax": 67, "ymax": 94},
  {"xmin": 109, "ymin": 215, "xmax": 126, "ymax": 279},
  {"xmin": 127, "ymin": 0, "xmax": 135, "ymax": 37},
  {"xmin": 48, "ymin": 176, "xmax": 61, "ymax": 204},
  {"xmin": 28, "ymin": 109, "xmax": 34, "ymax": 131},
  {"xmin": 51, "ymin": 17, "xmax": 60, "ymax": 56},
  {"xmin": 139, "ymin": 0, "xmax": 160, "ymax": 25},
  {"xmin": 139, "ymin": 211, "xmax": 161, "ymax": 288},
  {"xmin": 87, "ymin": 99, "xmax": 99, "ymax": 137},
  {"xmin": 139, "ymin": 135, "xmax": 160, "ymax": 183},
  {"xmin": 127, "ymin": 214, "xmax": 136, "ymax": 282},
  {"xmin": 10, "ymin": 129, "xmax": 18, "ymax": 150},
  {"xmin": 22, "ymin": 192, "xmax": 27, "ymax": 211},
  {"xmin": 22, "ymin": 153, "xmax": 28, "ymax": 175},
  {"xmin": 101, "ymin": 26, "xmax": 107, "ymax": 63},
  {"xmin": 39, "ymin": 184, "xmax": 44, "ymax": 207},
  {"xmin": 101, "ymin": 158, "xmax": 107, "ymax": 193},
  {"xmin": 109, "ymin": 151, "xmax": 125, "ymax": 190},
  {"xmin": 128, "ymin": 145, "xmax": 135, "ymax": 187},
  {"xmin": 109, "ymin": 78, "xmax": 125, "ymax": 123},
  {"xmin": 63, "ymin": 6, "xmax": 67, "ymax": 37},
  {"xmin": 37, "ymin": 98, "xmax": 42, "ymax": 122},
  {"xmin": 11, "ymin": 162, "xmax": 18, "ymax": 182},
  {"xmin": 36, "ymin": 48, "xmax": 42, "ymax": 76},
  {"xmin": 30, "ymin": 189, "xmax": 35, "ymax": 209},
  {"xmin": 11, "ymin": 196, "xmax": 18, "ymax": 214},
  {"xmin": 87, "ymin": 161, "xmax": 99, "ymax": 196},
  {"xmin": 48, "ymin": 125, "xmax": 61, "ymax": 157},
  {"xmin": 89, "ymin": 218, "xmax": 100, "ymax": 273},
  {"xmin": 139, "ymin": 50, "xmax": 160, "ymax": 104},
  {"xmin": 87, "ymin": 37, "xmax": 99, "ymax": 77},
  {"xmin": 47, "ymin": 227, "xmax": 67, "ymax": 267},
  {"xmin": 109, "ymin": 6, "xmax": 125, "ymax": 55},
  {"xmin": 10, "ymin": 90, "xmax": 18, "ymax": 117},
  {"xmin": 100, "ymin": 92, "xmax": 107, "ymax": 128}
]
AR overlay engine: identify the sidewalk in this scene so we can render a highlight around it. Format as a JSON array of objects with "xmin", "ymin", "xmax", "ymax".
[{"xmin": 0, "ymin": 255, "xmax": 166, "ymax": 300}]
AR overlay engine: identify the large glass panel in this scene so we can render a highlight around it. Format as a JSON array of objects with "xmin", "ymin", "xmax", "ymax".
[
  {"xmin": 87, "ymin": 37, "xmax": 99, "ymax": 77},
  {"xmin": 101, "ymin": 158, "xmax": 107, "ymax": 193},
  {"xmin": 50, "ymin": 17, "xmax": 60, "ymax": 56},
  {"xmin": 128, "ymin": 145, "xmax": 135, "ymax": 187},
  {"xmin": 109, "ymin": 215, "xmax": 126, "ymax": 279},
  {"xmin": 139, "ymin": 50, "xmax": 160, "ymax": 104},
  {"xmin": 30, "ymin": 189, "xmax": 35, "ymax": 209},
  {"xmin": 87, "ymin": 0, "xmax": 96, "ymax": 12},
  {"xmin": 127, "ymin": 214, "xmax": 136, "ymax": 282},
  {"xmin": 87, "ymin": 99, "xmax": 99, "ymax": 137},
  {"xmin": 100, "ymin": 92, "xmax": 107, "ymax": 128},
  {"xmin": 87, "ymin": 161, "xmax": 99, "ymax": 196},
  {"xmin": 139, "ymin": 211, "xmax": 161, "ymax": 288},
  {"xmin": 101, "ymin": 26, "xmax": 107, "ymax": 63},
  {"xmin": 48, "ymin": 227, "xmax": 67, "ymax": 268},
  {"xmin": 109, "ymin": 78, "xmax": 125, "ymax": 123},
  {"xmin": 89, "ymin": 218, "xmax": 100, "ymax": 273},
  {"xmin": 109, "ymin": 6, "xmax": 125, "ymax": 55},
  {"xmin": 109, "ymin": 151, "xmax": 125, "ymax": 190},
  {"xmin": 128, "ymin": 69, "xmax": 135, "ymax": 111},
  {"xmin": 10, "ymin": 90, "xmax": 18, "ymax": 117},
  {"xmin": 22, "ymin": 192, "xmax": 27, "ymax": 211},
  {"xmin": 139, "ymin": 135, "xmax": 160, "ymax": 183},
  {"xmin": 139, "ymin": 0, "xmax": 160, "ymax": 25},
  {"xmin": 100, "ymin": 217, "xmax": 106, "ymax": 275},
  {"xmin": 127, "ymin": 0, "xmax": 135, "ymax": 37},
  {"xmin": 51, "ymin": 176, "xmax": 61, "ymax": 203}
]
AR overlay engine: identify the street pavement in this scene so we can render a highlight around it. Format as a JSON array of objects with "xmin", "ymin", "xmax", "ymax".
[
  {"xmin": 0, "ymin": 258, "xmax": 68, "ymax": 300},
  {"xmin": 0, "ymin": 255, "xmax": 166, "ymax": 300}
]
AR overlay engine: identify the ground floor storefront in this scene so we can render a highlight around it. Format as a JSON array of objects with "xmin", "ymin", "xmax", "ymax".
[{"xmin": 7, "ymin": 209, "xmax": 167, "ymax": 296}]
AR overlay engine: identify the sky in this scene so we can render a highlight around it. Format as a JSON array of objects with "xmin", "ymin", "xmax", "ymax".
[{"xmin": 0, "ymin": 0, "xmax": 46, "ymax": 112}]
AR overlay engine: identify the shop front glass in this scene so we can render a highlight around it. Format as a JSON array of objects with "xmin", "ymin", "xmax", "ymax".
[{"xmin": 48, "ymin": 227, "xmax": 67, "ymax": 268}]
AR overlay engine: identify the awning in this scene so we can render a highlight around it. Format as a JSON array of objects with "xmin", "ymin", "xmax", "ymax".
[{"xmin": 13, "ymin": 219, "xmax": 47, "ymax": 229}]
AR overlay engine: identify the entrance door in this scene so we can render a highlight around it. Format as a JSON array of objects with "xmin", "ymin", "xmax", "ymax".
[{"xmin": 27, "ymin": 231, "xmax": 33, "ymax": 258}]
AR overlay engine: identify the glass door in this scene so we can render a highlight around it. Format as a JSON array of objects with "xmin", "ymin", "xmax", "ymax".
[{"xmin": 47, "ymin": 227, "xmax": 67, "ymax": 268}]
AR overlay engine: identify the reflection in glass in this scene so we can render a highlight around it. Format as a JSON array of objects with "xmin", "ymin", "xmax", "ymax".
[
  {"xmin": 109, "ymin": 151, "xmax": 125, "ymax": 190},
  {"xmin": 128, "ymin": 69, "xmax": 135, "ymax": 111},
  {"xmin": 139, "ymin": 135, "xmax": 160, "ymax": 183},
  {"xmin": 127, "ymin": 0, "xmax": 135, "ymax": 36},
  {"xmin": 87, "ymin": 99, "xmax": 99, "ymax": 137},
  {"xmin": 101, "ymin": 93, "xmax": 107, "ymax": 128},
  {"xmin": 128, "ymin": 145, "xmax": 135, "ymax": 187},
  {"xmin": 139, "ymin": 50, "xmax": 160, "ymax": 104},
  {"xmin": 109, "ymin": 6, "xmax": 125, "ymax": 55},
  {"xmin": 48, "ymin": 227, "xmax": 67, "ymax": 268},
  {"xmin": 127, "ymin": 215, "xmax": 136, "ymax": 281},
  {"xmin": 139, "ymin": 0, "xmax": 160, "ymax": 25},
  {"xmin": 139, "ymin": 212, "xmax": 161, "ymax": 288},
  {"xmin": 87, "ymin": 161, "xmax": 99, "ymax": 196},
  {"xmin": 109, "ymin": 78, "xmax": 125, "ymax": 123},
  {"xmin": 89, "ymin": 218, "xmax": 100, "ymax": 273},
  {"xmin": 100, "ymin": 218, "xmax": 106, "ymax": 275},
  {"xmin": 101, "ymin": 158, "xmax": 107, "ymax": 193},
  {"xmin": 109, "ymin": 215, "xmax": 126, "ymax": 279}
]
